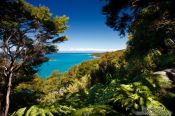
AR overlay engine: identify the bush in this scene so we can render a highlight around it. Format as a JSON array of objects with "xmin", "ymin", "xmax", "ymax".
[{"xmin": 72, "ymin": 105, "xmax": 118, "ymax": 116}]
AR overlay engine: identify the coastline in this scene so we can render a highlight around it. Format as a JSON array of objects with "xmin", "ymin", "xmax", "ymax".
[{"xmin": 37, "ymin": 53, "xmax": 95, "ymax": 79}]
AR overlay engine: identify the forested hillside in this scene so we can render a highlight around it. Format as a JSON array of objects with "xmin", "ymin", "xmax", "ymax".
[
  {"xmin": 12, "ymin": 49, "xmax": 174, "ymax": 115},
  {"xmin": 0, "ymin": 0, "xmax": 175, "ymax": 116}
]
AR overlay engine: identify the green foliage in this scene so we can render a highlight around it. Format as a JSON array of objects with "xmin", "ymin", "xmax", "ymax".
[
  {"xmin": 4, "ymin": 2, "xmax": 174, "ymax": 115},
  {"xmin": 12, "ymin": 49, "xmax": 174, "ymax": 115},
  {"xmin": 151, "ymin": 71, "xmax": 175, "ymax": 113},
  {"xmin": 12, "ymin": 104, "xmax": 76, "ymax": 116},
  {"xmin": 65, "ymin": 60, "xmax": 98, "ymax": 79},
  {"xmin": 86, "ymin": 83, "xmax": 115, "ymax": 105},
  {"xmin": 46, "ymin": 104, "xmax": 76, "ymax": 115},
  {"xmin": 158, "ymin": 52, "xmax": 175, "ymax": 69},
  {"xmin": 0, "ymin": 0, "xmax": 68, "ymax": 115},
  {"xmin": 16, "ymin": 74, "xmax": 63, "ymax": 106},
  {"xmin": 11, "ymin": 105, "xmax": 53, "ymax": 116},
  {"xmin": 57, "ymin": 75, "xmax": 91, "ymax": 108},
  {"xmin": 2, "ymin": 0, "xmax": 175, "ymax": 115},
  {"xmin": 111, "ymin": 82, "xmax": 171, "ymax": 115},
  {"xmin": 46, "ymin": 70, "xmax": 62, "ymax": 79},
  {"xmin": 10, "ymin": 89, "xmax": 38, "ymax": 113},
  {"xmin": 103, "ymin": 0, "xmax": 175, "ymax": 48},
  {"xmin": 72, "ymin": 105, "xmax": 117, "ymax": 116}
]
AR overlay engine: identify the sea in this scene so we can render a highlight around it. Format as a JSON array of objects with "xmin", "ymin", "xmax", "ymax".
[{"xmin": 37, "ymin": 53, "xmax": 94, "ymax": 79}]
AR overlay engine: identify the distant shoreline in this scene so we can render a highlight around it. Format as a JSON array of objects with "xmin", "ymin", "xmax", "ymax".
[
  {"xmin": 91, "ymin": 53, "xmax": 104, "ymax": 58},
  {"xmin": 58, "ymin": 51, "xmax": 106, "ymax": 54},
  {"xmin": 56, "ymin": 52, "xmax": 104, "ymax": 58}
]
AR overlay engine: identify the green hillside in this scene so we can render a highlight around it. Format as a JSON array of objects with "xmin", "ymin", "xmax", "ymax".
[
  {"xmin": 12, "ymin": 49, "xmax": 174, "ymax": 115},
  {"xmin": 1, "ymin": 0, "xmax": 175, "ymax": 116}
]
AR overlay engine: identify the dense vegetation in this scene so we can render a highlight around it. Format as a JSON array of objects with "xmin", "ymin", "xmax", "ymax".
[
  {"xmin": 11, "ymin": 49, "xmax": 174, "ymax": 115},
  {"xmin": 0, "ymin": 0, "xmax": 68, "ymax": 115},
  {"xmin": 0, "ymin": 0, "xmax": 175, "ymax": 115}
]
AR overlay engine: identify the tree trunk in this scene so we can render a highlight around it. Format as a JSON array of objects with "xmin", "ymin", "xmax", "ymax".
[
  {"xmin": 5, "ymin": 72, "xmax": 12, "ymax": 116},
  {"xmin": 0, "ymin": 71, "xmax": 13, "ymax": 116}
]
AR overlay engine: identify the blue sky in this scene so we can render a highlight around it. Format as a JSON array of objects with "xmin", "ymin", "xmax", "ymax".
[{"xmin": 27, "ymin": 0, "xmax": 127, "ymax": 52}]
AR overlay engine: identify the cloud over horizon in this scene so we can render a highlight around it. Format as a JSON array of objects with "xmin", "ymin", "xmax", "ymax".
[{"xmin": 59, "ymin": 47, "xmax": 117, "ymax": 52}]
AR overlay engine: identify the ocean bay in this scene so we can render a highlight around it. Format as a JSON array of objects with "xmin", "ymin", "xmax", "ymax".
[{"xmin": 37, "ymin": 53, "xmax": 94, "ymax": 79}]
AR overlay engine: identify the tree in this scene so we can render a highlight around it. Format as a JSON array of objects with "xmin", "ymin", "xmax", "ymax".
[
  {"xmin": 0, "ymin": 0, "xmax": 68, "ymax": 115},
  {"xmin": 102, "ymin": 0, "xmax": 175, "ymax": 55}
]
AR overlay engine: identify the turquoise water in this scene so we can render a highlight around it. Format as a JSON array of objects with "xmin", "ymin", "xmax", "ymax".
[{"xmin": 37, "ymin": 53, "xmax": 94, "ymax": 79}]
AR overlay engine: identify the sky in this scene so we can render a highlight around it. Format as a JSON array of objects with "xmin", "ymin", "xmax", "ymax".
[{"xmin": 27, "ymin": 0, "xmax": 127, "ymax": 52}]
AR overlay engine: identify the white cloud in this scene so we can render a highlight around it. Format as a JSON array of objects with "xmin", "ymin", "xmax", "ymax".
[{"xmin": 61, "ymin": 47, "xmax": 117, "ymax": 52}]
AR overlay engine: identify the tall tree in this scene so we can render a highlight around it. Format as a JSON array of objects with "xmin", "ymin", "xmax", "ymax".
[
  {"xmin": 0, "ymin": 0, "xmax": 68, "ymax": 115},
  {"xmin": 102, "ymin": 0, "xmax": 175, "ymax": 56}
]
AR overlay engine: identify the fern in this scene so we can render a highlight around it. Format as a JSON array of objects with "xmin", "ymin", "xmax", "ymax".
[
  {"xmin": 11, "ymin": 107, "xmax": 27, "ymax": 116},
  {"xmin": 11, "ymin": 105, "xmax": 53, "ymax": 116},
  {"xmin": 111, "ymin": 82, "xmax": 172, "ymax": 115},
  {"xmin": 72, "ymin": 105, "xmax": 118, "ymax": 116}
]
